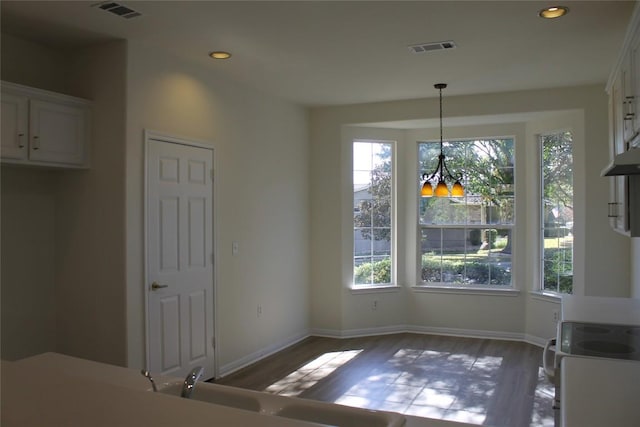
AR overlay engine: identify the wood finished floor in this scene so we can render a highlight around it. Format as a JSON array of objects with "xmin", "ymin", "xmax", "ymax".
[{"xmin": 213, "ymin": 333, "xmax": 554, "ymax": 426}]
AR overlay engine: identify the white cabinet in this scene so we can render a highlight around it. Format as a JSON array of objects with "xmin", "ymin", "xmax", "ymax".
[
  {"xmin": 606, "ymin": 9, "xmax": 640, "ymax": 236},
  {"xmin": 608, "ymin": 77, "xmax": 630, "ymax": 233},
  {"xmin": 629, "ymin": 29, "xmax": 640, "ymax": 143},
  {"xmin": 1, "ymin": 92, "xmax": 28, "ymax": 161},
  {"xmin": 1, "ymin": 81, "xmax": 91, "ymax": 168}
]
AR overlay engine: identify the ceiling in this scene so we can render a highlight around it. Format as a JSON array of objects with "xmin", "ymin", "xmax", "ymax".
[{"xmin": 0, "ymin": 1, "xmax": 635, "ymax": 107}]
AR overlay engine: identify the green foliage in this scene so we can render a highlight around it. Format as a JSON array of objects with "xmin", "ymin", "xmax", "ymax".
[
  {"xmin": 543, "ymin": 248, "xmax": 573, "ymax": 294},
  {"xmin": 484, "ymin": 229, "xmax": 497, "ymax": 244},
  {"xmin": 420, "ymin": 256, "xmax": 510, "ymax": 285},
  {"xmin": 354, "ymin": 144, "xmax": 392, "ymax": 242},
  {"xmin": 469, "ymin": 229, "xmax": 482, "ymax": 246},
  {"xmin": 354, "ymin": 258, "xmax": 391, "ymax": 285},
  {"xmin": 542, "ymin": 132, "xmax": 573, "ymax": 211}
]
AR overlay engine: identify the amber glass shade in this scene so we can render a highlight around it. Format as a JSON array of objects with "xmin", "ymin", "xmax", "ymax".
[
  {"xmin": 451, "ymin": 180, "xmax": 464, "ymax": 197},
  {"xmin": 434, "ymin": 181, "xmax": 449, "ymax": 197},
  {"xmin": 421, "ymin": 182, "xmax": 433, "ymax": 197}
]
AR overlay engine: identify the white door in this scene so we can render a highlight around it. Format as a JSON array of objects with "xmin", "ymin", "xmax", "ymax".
[{"xmin": 146, "ymin": 137, "xmax": 215, "ymax": 380}]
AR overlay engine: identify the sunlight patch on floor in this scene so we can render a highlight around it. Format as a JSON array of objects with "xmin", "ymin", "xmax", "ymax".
[
  {"xmin": 262, "ymin": 347, "xmax": 555, "ymax": 426},
  {"xmin": 263, "ymin": 349, "xmax": 363, "ymax": 397}
]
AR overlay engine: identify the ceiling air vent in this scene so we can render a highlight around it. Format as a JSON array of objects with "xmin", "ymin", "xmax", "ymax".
[
  {"xmin": 93, "ymin": 1, "xmax": 141, "ymax": 19},
  {"xmin": 408, "ymin": 41, "xmax": 457, "ymax": 54}
]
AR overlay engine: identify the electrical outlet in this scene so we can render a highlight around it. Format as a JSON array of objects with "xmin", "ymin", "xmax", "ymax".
[
  {"xmin": 372, "ymin": 300, "xmax": 378, "ymax": 311},
  {"xmin": 552, "ymin": 310, "xmax": 560, "ymax": 323},
  {"xmin": 257, "ymin": 304, "xmax": 263, "ymax": 318}
]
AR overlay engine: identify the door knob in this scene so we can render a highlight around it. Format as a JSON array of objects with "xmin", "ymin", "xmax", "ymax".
[{"xmin": 151, "ymin": 281, "xmax": 169, "ymax": 290}]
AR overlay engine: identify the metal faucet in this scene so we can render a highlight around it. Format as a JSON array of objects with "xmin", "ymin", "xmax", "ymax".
[
  {"xmin": 181, "ymin": 366, "xmax": 204, "ymax": 398},
  {"xmin": 141, "ymin": 369, "xmax": 158, "ymax": 392}
]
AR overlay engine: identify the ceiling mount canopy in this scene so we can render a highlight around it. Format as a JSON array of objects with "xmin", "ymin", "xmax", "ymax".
[{"xmin": 420, "ymin": 83, "xmax": 464, "ymax": 198}]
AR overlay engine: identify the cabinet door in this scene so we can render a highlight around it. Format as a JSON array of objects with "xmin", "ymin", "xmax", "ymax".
[
  {"xmin": 621, "ymin": 53, "xmax": 636, "ymax": 142},
  {"xmin": 610, "ymin": 77, "xmax": 629, "ymax": 233},
  {"xmin": 631, "ymin": 29, "xmax": 640, "ymax": 139},
  {"xmin": 29, "ymin": 99, "xmax": 86, "ymax": 165},
  {"xmin": 1, "ymin": 92, "xmax": 28, "ymax": 160}
]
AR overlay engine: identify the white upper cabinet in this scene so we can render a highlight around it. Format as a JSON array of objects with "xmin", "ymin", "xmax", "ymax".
[
  {"xmin": 606, "ymin": 5, "xmax": 640, "ymax": 236},
  {"xmin": 630, "ymin": 28, "xmax": 640, "ymax": 145},
  {"xmin": 1, "ymin": 92, "xmax": 29, "ymax": 161},
  {"xmin": 1, "ymin": 81, "xmax": 91, "ymax": 168}
]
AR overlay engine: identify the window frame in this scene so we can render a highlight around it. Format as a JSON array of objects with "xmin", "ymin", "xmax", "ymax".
[
  {"xmin": 416, "ymin": 137, "xmax": 516, "ymax": 290},
  {"xmin": 538, "ymin": 130, "xmax": 574, "ymax": 295},
  {"xmin": 351, "ymin": 139, "xmax": 397, "ymax": 289}
]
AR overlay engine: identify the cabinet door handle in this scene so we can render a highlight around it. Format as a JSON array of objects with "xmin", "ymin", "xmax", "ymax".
[
  {"xmin": 608, "ymin": 202, "xmax": 618, "ymax": 218},
  {"xmin": 32, "ymin": 135, "xmax": 40, "ymax": 150},
  {"xmin": 625, "ymin": 96, "xmax": 636, "ymax": 120},
  {"xmin": 17, "ymin": 133, "xmax": 25, "ymax": 148}
]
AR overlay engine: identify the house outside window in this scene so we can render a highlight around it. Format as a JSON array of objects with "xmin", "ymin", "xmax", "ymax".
[
  {"xmin": 418, "ymin": 138, "xmax": 515, "ymax": 287},
  {"xmin": 540, "ymin": 131, "xmax": 574, "ymax": 294},
  {"xmin": 353, "ymin": 141, "xmax": 394, "ymax": 287}
]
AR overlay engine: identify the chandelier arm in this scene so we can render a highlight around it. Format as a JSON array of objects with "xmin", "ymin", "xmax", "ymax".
[
  {"xmin": 423, "ymin": 156, "xmax": 444, "ymax": 182},
  {"xmin": 440, "ymin": 158, "xmax": 459, "ymax": 182}
]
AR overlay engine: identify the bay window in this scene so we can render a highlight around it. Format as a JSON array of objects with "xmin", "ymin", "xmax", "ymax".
[
  {"xmin": 418, "ymin": 138, "xmax": 515, "ymax": 287},
  {"xmin": 540, "ymin": 131, "xmax": 574, "ymax": 294},
  {"xmin": 353, "ymin": 140, "xmax": 394, "ymax": 287}
]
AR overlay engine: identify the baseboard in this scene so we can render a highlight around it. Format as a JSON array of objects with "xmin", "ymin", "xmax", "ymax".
[
  {"xmin": 406, "ymin": 325, "xmax": 525, "ymax": 342},
  {"xmin": 312, "ymin": 324, "xmax": 528, "ymax": 342},
  {"xmin": 310, "ymin": 324, "xmax": 408, "ymax": 338},
  {"xmin": 524, "ymin": 333, "xmax": 551, "ymax": 348},
  {"xmin": 217, "ymin": 329, "xmax": 310, "ymax": 378},
  {"xmin": 220, "ymin": 325, "xmax": 550, "ymax": 377}
]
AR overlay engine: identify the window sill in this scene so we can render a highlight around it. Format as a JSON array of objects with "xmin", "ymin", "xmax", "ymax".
[
  {"xmin": 411, "ymin": 285, "xmax": 520, "ymax": 297},
  {"xmin": 350, "ymin": 285, "xmax": 402, "ymax": 295},
  {"xmin": 529, "ymin": 290, "xmax": 563, "ymax": 303}
]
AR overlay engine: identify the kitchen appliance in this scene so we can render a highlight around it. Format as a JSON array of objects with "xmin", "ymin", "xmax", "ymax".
[
  {"xmin": 602, "ymin": 147, "xmax": 640, "ymax": 176},
  {"xmin": 543, "ymin": 296, "xmax": 640, "ymax": 426}
]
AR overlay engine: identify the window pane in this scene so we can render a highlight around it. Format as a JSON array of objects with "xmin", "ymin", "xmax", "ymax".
[
  {"xmin": 418, "ymin": 138, "xmax": 515, "ymax": 287},
  {"xmin": 489, "ymin": 196, "xmax": 514, "ymax": 224},
  {"xmin": 353, "ymin": 141, "xmax": 393, "ymax": 286},
  {"xmin": 420, "ymin": 197, "xmax": 467, "ymax": 225},
  {"xmin": 421, "ymin": 228, "xmax": 442, "ymax": 282},
  {"xmin": 541, "ymin": 132, "xmax": 573, "ymax": 294},
  {"xmin": 420, "ymin": 226, "xmax": 512, "ymax": 286}
]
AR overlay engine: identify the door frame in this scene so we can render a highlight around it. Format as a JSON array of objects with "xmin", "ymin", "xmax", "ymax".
[{"xmin": 143, "ymin": 129, "xmax": 219, "ymax": 378}]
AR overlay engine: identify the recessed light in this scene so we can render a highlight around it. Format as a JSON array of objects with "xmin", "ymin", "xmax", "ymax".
[
  {"xmin": 209, "ymin": 51, "xmax": 231, "ymax": 60},
  {"xmin": 539, "ymin": 6, "xmax": 569, "ymax": 19}
]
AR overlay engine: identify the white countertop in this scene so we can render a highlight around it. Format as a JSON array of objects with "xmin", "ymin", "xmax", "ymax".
[
  {"xmin": 561, "ymin": 356, "xmax": 640, "ymax": 427},
  {"xmin": 561, "ymin": 295, "xmax": 640, "ymax": 325},
  {"xmin": 1, "ymin": 353, "xmax": 476, "ymax": 427},
  {"xmin": 1, "ymin": 354, "xmax": 307, "ymax": 427}
]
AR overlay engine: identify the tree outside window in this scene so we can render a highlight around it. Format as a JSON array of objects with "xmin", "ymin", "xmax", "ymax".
[
  {"xmin": 353, "ymin": 141, "xmax": 393, "ymax": 286},
  {"xmin": 541, "ymin": 131, "xmax": 573, "ymax": 294},
  {"xmin": 419, "ymin": 139, "xmax": 515, "ymax": 287}
]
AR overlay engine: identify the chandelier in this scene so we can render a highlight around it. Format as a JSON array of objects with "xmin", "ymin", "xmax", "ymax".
[{"xmin": 420, "ymin": 83, "xmax": 464, "ymax": 197}]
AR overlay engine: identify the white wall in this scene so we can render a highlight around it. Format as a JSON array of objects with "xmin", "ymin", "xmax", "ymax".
[
  {"xmin": 2, "ymin": 34, "xmax": 126, "ymax": 364},
  {"xmin": 0, "ymin": 33, "xmax": 70, "ymax": 95},
  {"xmin": 125, "ymin": 42, "xmax": 310, "ymax": 372},
  {"xmin": 1, "ymin": 168, "xmax": 58, "ymax": 360},
  {"xmin": 1, "ymin": 34, "xmax": 66, "ymax": 361},
  {"xmin": 309, "ymin": 85, "xmax": 630, "ymax": 343},
  {"xmin": 632, "ymin": 238, "xmax": 640, "ymax": 298},
  {"xmin": 0, "ymin": 36, "xmax": 129, "ymax": 365},
  {"xmin": 54, "ymin": 41, "xmax": 128, "ymax": 365},
  {"xmin": 1, "ymin": 35, "xmax": 310, "ymax": 371}
]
